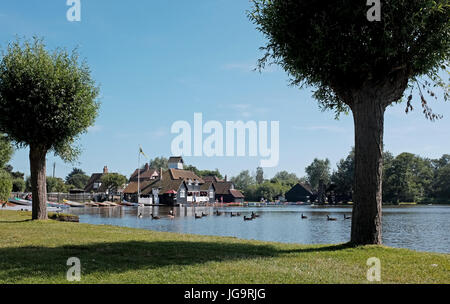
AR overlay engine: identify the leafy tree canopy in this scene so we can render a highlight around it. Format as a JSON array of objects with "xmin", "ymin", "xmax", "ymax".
[
  {"xmin": 231, "ymin": 170, "xmax": 256, "ymax": 191},
  {"xmin": 46, "ymin": 177, "xmax": 67, "ymax": 193},
  {"xmin": 0, "ymin": 170, "xmax": 12, "ymax": 201},
  {"xmin": 149, "ymin": 157, "xmax": 169, "ymax": 170},
  {"xmin": 249, "ymin": 0, "xmax": 449, "ymax": 116},
  {"xmin": 197, "ymin": 169, "xmax": 223, "ymax": 179},
  {"xmin": 12, "ymin": 178, "xmax": 25, "ymax": 192},
  {"xmin": 65, "ymin": 168, "xmax": 90, "ymax": 189},
  {"xmin": 256, "ymin": 167, "xmax": 264, "ymax": 184},
  {"xmin": 305, "ymin": 158, "xmax": 331, "ymax": 191},
  {"xmin": 0, "ymin": 38, "xmax": 100, "ymax": 162},
  {"xmin": 271, "ymin": 171, "xmax": 299, "ymax": 186},
  {"xmin": 383, "ymin": 152, "xmax": 434, "ymax": 203},
  {"xmin": 433, "ymin": 164, "xmax": 450, "ymax": 199},
  {"xmin": 101, "ymin": 173, "xmax": 127, "ymax": 194}
]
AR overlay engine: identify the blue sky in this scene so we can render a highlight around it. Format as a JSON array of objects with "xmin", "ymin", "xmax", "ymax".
[{"xmin": 1, "ymin": 0, "xmax": 449, "ymax": 180}]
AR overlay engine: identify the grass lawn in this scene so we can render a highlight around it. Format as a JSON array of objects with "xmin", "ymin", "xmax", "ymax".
[{"xmin": 0, "ymin": 210, "xmax": 448, "ymax": 284}]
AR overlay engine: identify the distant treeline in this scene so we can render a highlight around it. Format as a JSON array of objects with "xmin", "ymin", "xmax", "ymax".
[
  {"xmin": 1, "ymin": 138, "xmax": 448, "ymax": 204},
  {"xmin": 227, "ymin": 150, "xmax": 450, "ymax": 204}
]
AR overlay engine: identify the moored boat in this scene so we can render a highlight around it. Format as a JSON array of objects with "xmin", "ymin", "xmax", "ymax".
[
  {"xmin": 62, "ymin": 200, "xmax": 85, "ymax": 208},
  {"xmin": 8, "ymin": 198, "xmax": 32, "ymax": 206}
]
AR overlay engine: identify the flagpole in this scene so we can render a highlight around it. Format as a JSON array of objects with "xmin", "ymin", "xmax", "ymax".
[{"xmin": 137, "ymin": 147, "xmax": 141, "ymax": 204}]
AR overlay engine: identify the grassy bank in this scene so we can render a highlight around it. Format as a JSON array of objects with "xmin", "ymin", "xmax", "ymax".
[{"xmin": 0, "ymin": 210, "xmax": 448, "ymax": 284}]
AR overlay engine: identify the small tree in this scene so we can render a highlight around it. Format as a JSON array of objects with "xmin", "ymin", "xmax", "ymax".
[
  {"xmin": 250, "ymin": 1, "xmax": 449, "ymax": 245},
  {"xmin": 0, "ymin": 38, "xmax": 99, "ymax": 220},
  {"xmin": 101, "ymin": 173, "xmax": 127, "ymax": 197}
]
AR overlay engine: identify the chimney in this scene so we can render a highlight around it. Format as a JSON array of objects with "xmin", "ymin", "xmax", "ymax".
[
  {"xmin": 224, "ymin": 175, "xmax": 227, "ymax": 182},
  {"xmin": 144, "ymin": 163, "xmax": 149, "ymax": 171},
  {"xmin": 103, "ymin": 166, "xmax": 109, "ymax": 174},
  {"xmin": 159, "ymin": 168, "xmax": 163, "ymax": 181}
]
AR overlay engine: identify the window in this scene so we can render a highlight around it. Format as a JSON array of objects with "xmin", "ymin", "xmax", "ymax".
[
  {"xmin": 180, "ymin": 189, "xmax": 185, "ymax": 198},
  {"xmin": 209, "ymin": 191, "xmax": 214, "ymax": 199}
]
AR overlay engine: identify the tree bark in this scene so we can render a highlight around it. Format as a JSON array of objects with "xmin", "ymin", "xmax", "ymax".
[
  {"xmin": 30, "ymin": 144, "xmax": 48, "ymax": 220},
  {"xmin": 350, "ymin": 94, "xmax": 386, "ymax": 245}
]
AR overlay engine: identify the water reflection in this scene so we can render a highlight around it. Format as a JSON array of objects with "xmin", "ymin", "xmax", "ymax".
[{"xmin": 69, "ymin": 205, "xmax": 450, "ymax": 254}]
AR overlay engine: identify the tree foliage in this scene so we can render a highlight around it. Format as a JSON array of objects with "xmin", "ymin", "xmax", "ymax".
[
  {"xmin": 101, "ymin": 173, "xmax": 127, "ymax": 194},
  {"xmin": 197, "ymin": 169, "xmax": 223, "ymax": 179},
  {"xmin": 12, "ymin": 178, "xmax": 25, "ymax": 192},
  {"xmin": 383, "ymin": 153, "xmax": 434, "ymax": 203},
  {"xmin": 305, "ymin": 158, "xmax": 331, "ymax": 191},
  {"xmin": 231, "ymin": 170, "xmax": 256, "ymax": 192},
  {"xmin": 433, "ymin": 164, "xmax": 450, "ymax": 200},
  {"xmin": 0, "ymin": 134, "xmax": 13, "ymax": 169},
  {"xmin": 0, "ymin": 170, "xmax": 12, "ymax": 201},
  {"xmin": 249, "ymin": 0, "xmax": 449, "ymax": 116},
  {"xmin": 256, "ymin": 167, "xmax": 264, "ymax": 184},
  {"xmin": 0, "ymin": 37, "xmax": 100, "ymax": 219},
  {"xmin": 65, "ymin": 168, "xmax": 90, "ymax": 189},
  {"xmin": 331, "ymin": 148, "xmax": 355, "ymax": 198},
  {"xmin": 46, "ymin": 177, "xmax": 68, "ymax": 193},
  {"xmin": 271, "ymin": 171, "xmax": 299, "ymax": 187},
  {"xmin": 0, "ymin": 38, "xmax": 100, "ymax": 161},
  {"xmin": 232, "ymin": 169, "xmax": 299, "ymax": 201},
  {"xmin": 149, "ymin": 157, "xmax": 169, "ymax": 170}
]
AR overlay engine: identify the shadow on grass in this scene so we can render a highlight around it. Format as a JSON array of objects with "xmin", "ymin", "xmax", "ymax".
[
  {"xmin": 282, "ymin": 243, "xmax": 355, "ymax": 254},
  {"xmin": 0, "ymin": 240, "xmax": 350, "ymax": 281},
  {"xmin": 0, "ymin": 219, "xmax": 32, "ymax": 223}
]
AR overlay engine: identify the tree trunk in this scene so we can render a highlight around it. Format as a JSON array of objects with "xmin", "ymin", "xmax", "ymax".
[
  {"xmin": 350, "ymin": 95, "xmax": 386, "ymax": 245},
  {"xmin": 30, "ymin": 145, "xmax": 48, "ymax": 220}
]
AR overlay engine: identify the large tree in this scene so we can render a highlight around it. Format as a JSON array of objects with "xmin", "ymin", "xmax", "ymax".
[
  {"xmin": 250, "ymin": 0, "xmax": 449, "ymax": 245},
  {"xmin": 331, "ymin": 149, "xmax": 356, "ymax": 201},
  {"xmin": 0, "ymin": 38, "xmax": 99, "ymax": 220}
]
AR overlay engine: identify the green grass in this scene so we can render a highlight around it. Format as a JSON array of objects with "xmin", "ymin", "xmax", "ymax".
[{"xmin": 0, "ymin": 210, "xmax": 448, "ymax": 284}]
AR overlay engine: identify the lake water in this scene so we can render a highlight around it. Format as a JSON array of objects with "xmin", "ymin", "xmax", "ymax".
[{"xmin": 69, "ymin": 205, "xmax": 450, "ymax": 254}]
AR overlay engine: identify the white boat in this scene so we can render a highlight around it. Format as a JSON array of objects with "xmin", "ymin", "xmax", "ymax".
[
  {"xmin": 8, "ymin": 198, "xmax": 32, "ymax": 206},
  {"xmin": 62, "ymin": 200, "xmax": 85, "ymax": 208}
]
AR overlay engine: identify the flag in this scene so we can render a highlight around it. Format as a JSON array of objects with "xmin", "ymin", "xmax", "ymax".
[{"xmin": 139, "ymin": 146, "xmax": 148, "ymax": 159}]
